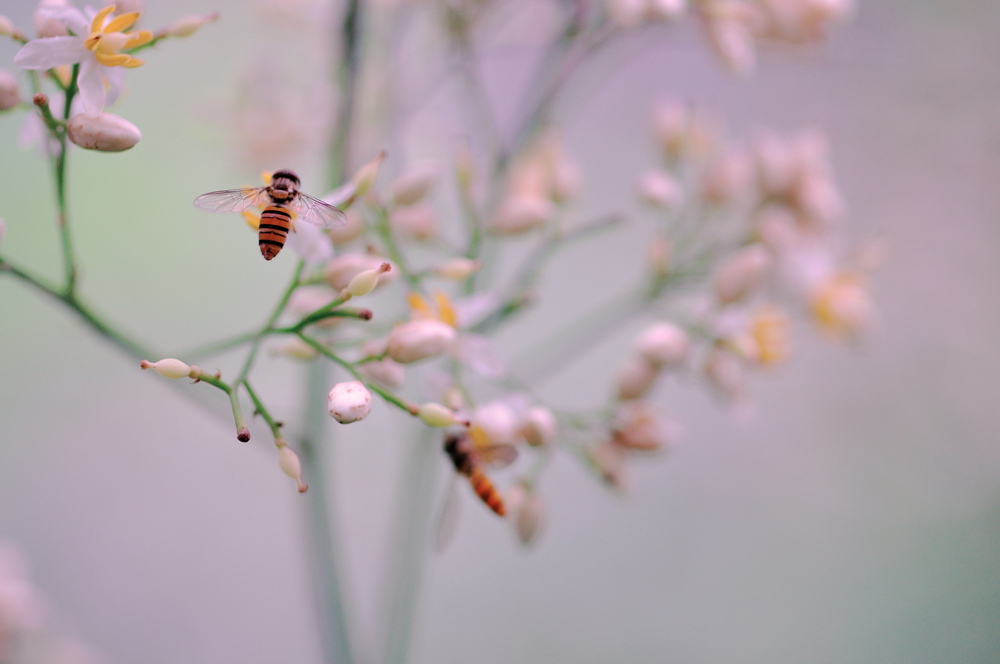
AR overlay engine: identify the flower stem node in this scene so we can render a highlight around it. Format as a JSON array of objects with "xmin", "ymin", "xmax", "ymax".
[
  {"xmin": 67, "ymin": 112, "xmax": 141, "ymax": 152},
  {"xmin": 163, "ymin": 13, "xmax": 219, "ymax": 38},
  {"xmin": 140, "ymin": 358, "xmax": 193, "ymax": 379},
  {"xmin": 327, "ymin": 381, "xmax": 372, "ymax": 424},
  {"xmin": 417, "ymin": 403, "xmax": 460, "ymax": 427},
  {"xmin": 276, "ymin": 439, "xmax": 308, "ymax": 493},
  {"xmin": 386, "ymin": 319, "xmax": 456, "ymax": 363},
  {"xmin": 346, "ymin": 262, "xmax": 391, "ymax": 297},
  {"xmin": 0, "ymin": 69, "xmax": 21, "ymax": 111}
]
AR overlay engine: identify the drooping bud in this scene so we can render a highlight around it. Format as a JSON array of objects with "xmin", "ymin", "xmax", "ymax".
[
  {"xmin": 432, "ymin": 258, "xmax": 480, "ymax": 281},
  {"xmin": 67, "ymin": 113, "xmax": 141, "ymax": 152},
  {"xmin": 276, "ymin": 440, "xmax": 308, "ymax": 493},
  {"xmin": 0, "ymin": 15, "xmax": 15, "ymax": 37},
  {"xmin": 520, "ymin": 406, "xmax": 557, "ymax": 447},
  {"xmin": 507, "ymin": 484, "xmax": 545, "ymax": 546},
  {"xmin": 0, "ymin": 69, "xmax": 20, "ymax": 111},
  {"xmin": 637, "ymin": 169, "xmax": 684, "ymax": 209},
  {"xmin": 634, "ymin": 322, "xmax": 689, "ymax": 368},
  {"xmin": 385, "ymin": 319, "xmax": 456, "ymax": 363},
  {"xmin": 616, "ymin": 357, "xmax": 658, "ymax": 401},
  {"xmin": 140, "ymin": 358, "xmax": 192, "ymax": 379},
  {"xmin": 351, "ymin": 151, "xmax": 386, "ymax": 198},
  {"xmin": 714, "ymin": 244, "xmax": 772, "ymax": 304},
  {"xmin": 164, "ymin": 12, "xmax": 219, "ymax": 38},
  {"xmin": 490, "ymin": 195, "xmax": 554, "ymax": 235},
  {"xmin": 327, "ymin": 381, "xmax": 372, "ymax": 424},
  {"xmin": 325, "ymin": 253, "xmax": 396, "ymax": 290},
  {"xmin": 612, "ymin": 402, "xmax": 681, "ymax": 452},
  {"xmin": 417, "ymin": 402, "xmax": 459, "ymax": 427},
  {"xmin": 346, "ymin": 262, "xmax": 391, "ymax": 297},
  {"xmin": 360, "ymin": 357, "xmax": 405, "ymax": 388},
  {"xmin": 391, "ymin": 161, "xmax": 440, "ymax": 206},
  {"xmin": 389, "ymin": 202, "xmax": 436, "ymax": 240},
  {"xmin": 328, "ymin": 208, "xmax": 365, "ymax": 244}
]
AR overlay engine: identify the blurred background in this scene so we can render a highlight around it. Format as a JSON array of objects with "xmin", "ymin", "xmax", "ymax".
[{"xmin": 1, "ymin": 0, "xmax": 999, "ymax": 663}]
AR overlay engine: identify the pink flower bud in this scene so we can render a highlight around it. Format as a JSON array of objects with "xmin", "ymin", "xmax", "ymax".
[
  {"xmin": 637, "ymin": 169, "xmax": 684, "ymax": 209},
  {"xmin": 327, "ymin": 381, "xmax": 372, "ymax": 424},
  {"xmin": 391, "ymin": 161, "xmax": 440, "ymax": 206},
  {"xmin": 386, "ymin": 319, "xmax": 456, "ymax": 363},
  {"xmin": 325, "ymin": 253, "xmax": 396, "ymax": 290},
  {"xmin": 520, "ymin": 406, "xmax": 557, "ymax": 447},
  {"xmin": 140, "ymin": 359, "xmax": 192, "ymax": 379},
  {"xmin": 714, "ymin": 244, "xmax": 772, "ymax": 304},
  {"xmin": 67, "ymin": 113, "xmax": 141, "ymax": 152},
  {"xmin": 634, "ymin": 322, "xmax": 689, "ymax": 368},
  {"xmin": 616, "ymin": 357, "xmax": 659, "ymax": 401},
  {"xmin": 0, "ymin": 69, "xmax": 20, "ymax": 111}
]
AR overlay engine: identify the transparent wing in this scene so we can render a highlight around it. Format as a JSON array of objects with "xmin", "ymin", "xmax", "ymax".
[
  {"xmin": 432, "ymin": 474, "xmax": 462, "ymax": 555},
  {"xmin": 293, "ymin": 193, "xmax": 347, "ymax": 230},
  {"xmin": 474, "ymin": 444, "xmax": 519, "ymax": 470},
  {"xmin": 193, "ymin": 187, "xmax": 270, "ymax": 214}
]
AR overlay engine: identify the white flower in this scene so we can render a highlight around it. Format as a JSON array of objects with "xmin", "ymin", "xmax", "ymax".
[
  {"xmin": 14, "ymin": 4, "xmax": 153, "ymax": 116},
  {"xmin": 327, "ymin": 381, "xmax": 372, "ymax": 423}
]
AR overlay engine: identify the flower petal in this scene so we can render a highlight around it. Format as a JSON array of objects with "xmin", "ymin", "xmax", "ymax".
[
  {"xmin": 76, "ymin": 58, "xmax": 106, "ymax": 116},
  {"xmin": 103, "ymin": 12, "xmax": 139, "ymax": 34},
  {"xmin": 90, "ymin": 5, "xmax": 115, "ymax": 34},
  {"xmin": 37, "ymin": 7, "xmax": 90, "ymax": 37},
  {"xmin": 103, "ymin": 65, "xmax": 125, "ymax": 107},
  {"xmin": 13, "ymin": 37, "xmax": 89, "ymax": 70}
]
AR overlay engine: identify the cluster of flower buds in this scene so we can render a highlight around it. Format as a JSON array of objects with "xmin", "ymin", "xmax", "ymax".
[{"xmin": 604, "ymin": 0, "xmax": 688, "ymax": 29}]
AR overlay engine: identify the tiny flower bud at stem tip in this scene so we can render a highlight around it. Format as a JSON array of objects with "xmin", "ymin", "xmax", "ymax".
[
  {"xmin": 140, "ymin": 359, "xmax": 192, "ymax": 379},
  {"xmin": 346, "ymin": 262, "xmax": 391, "ymax": 297}
]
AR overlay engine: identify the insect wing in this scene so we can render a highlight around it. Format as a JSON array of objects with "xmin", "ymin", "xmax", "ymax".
[
  {"xmin": 293, "ymin": 193, "xmax": 347, "ymax": 230},
  {"xmin": 474, "ymin": 444, "xmax": 518, "ymax": 470},
  {"xmin": 432, "ymin": 474, "xmax": 462, "ymax": 554},
  {"xmin": 193, "ymin": 187, "xmax": 270, "ymax": 214}
]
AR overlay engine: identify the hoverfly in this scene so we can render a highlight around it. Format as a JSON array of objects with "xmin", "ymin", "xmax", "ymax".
[
  {"xmin": 193, "ymin": 170, "xmax": 346, "ymax": 261},
  {"xmin": 433, "ymin": 428, "xmax": 518, "ymax": 552}
]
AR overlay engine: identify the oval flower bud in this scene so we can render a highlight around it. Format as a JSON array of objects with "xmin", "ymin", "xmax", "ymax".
[
  {"xmin": 67, "ymin": 112, "xmax": 141, "ymax": 152},
  {"xmin": 165, "ymin": 12, "xmax": 219, "ymax": 38},
  {"xmin": 714, "ymin": 243, "xmax": 772, "ymax": 304},
  {"xmin": 346, "ymin": 262, "xmax": 391, "ymax": 297},
  {"xmin": 327, "ymin": 208, "xmax": 365, "ymax": 244},
  {"xmin": 385, "ymin": 319, "xmax": 456, "ymax": 363},
  {"xmin": 351, "ymin": 151, "xmax": 386, "ymax": 198},
  {"xmin": 0, "ymin": 15, "xmax": 15, "ymax": 37},
  {"xmin": 325, "ymin": 253, "xmax": 396, "ymax": 290},
  {"xmin": 432, "ymin": 258, "xmax": 480, "ymax": 281},
  {"xmin": 389, "ymin": 202, "xmax": 436, "ymax": 240},
  {"xmin": 616, "ymin": 357, "xmax": 659, "ymax": 401},
  {"xmin": 490, "ymin": 195, "xmax": 554, "ymax": 235},
  {"xmin": 327, "ymin": 381, "xmax": 372, "ymax": 424},
  {"xmin": 637, "ymin": 169, "xmax": 684, "ymax": 209},
  {"xmin": 140, "ymin": 358, "xmax": 192, "ymax": 379},
  {"xmin": 276, "ymin": 441, "xmax": 308, "ymax": 493},
  {"xmin": 391, "ymin": 161, "xmax": 440, "ymax": 206},
  {"xmin": 0, "ymin": 69, "xmax": 21, "ymax": 111},
  {"xmin": 417, "ymin": 402, "xmax": 458, "ymax": 427},
  {"xmin": 634, "ymin": 322, "xmax": 689, "ymax": 368},
  {"xmin": 520, "ymin": 406, "xmax": 557, "ymax": 447}
]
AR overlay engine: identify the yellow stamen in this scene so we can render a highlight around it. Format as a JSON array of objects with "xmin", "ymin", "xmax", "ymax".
[
  {"xmin": 407, "ymin": 292, "xmax": 434, "ymax": 319},
  {"xmin": 91, "ymin": 5, "xmax": 116, "ymax": 34},
  {"xmin": 469, "ymin": 425, "xmax": 491, "ymax": 450},
  {"xmin": 433, "ymin": 291, "xmax": 457, "ymax": 328},
  {"xmin": 260, "ymin": 171, "xmax": 273, "ymax": 184},
  {"xmin": 121, "ymin": 56, "xmax": 144, "ymax": 68},
  {"xmin": 104, "ymin": 11, "xmax": 139, "ymax": 34}
]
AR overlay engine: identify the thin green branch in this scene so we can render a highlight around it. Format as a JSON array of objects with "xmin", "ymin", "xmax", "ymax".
[
  {"xmin": 244, "ymin": 380, "xmax": 282, "ymax": 439},
  {"xmin": 235, "ymin": 261, "xmax": 305, "ymax": 384}
]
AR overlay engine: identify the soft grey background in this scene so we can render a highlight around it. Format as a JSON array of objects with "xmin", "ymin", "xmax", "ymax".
[{"xmin": 1, "ymin": 0, "xmax": 998, "ymax": 663}]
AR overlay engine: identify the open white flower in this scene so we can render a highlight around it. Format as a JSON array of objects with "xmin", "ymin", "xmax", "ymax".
[{"xmin": 14, "ymin": 4, "xmax": 152, "ymax": 116}]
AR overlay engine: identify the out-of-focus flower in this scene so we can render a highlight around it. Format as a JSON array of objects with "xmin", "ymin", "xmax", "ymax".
[
  {"xmin": 15, "ymin": 4, "xmax": 153, "ymax": 116},
  {"xmin": 390, "ymin": 202, "xmax": 436, "ymax": 240},
  {"xmin": 701, "ymin": 1, "xmax": 759, "ymax": 74},
  {"xmin": 0, "ymin": 542, "xmax": 45, "ymax": 659},
  {"xmin": 637, "ymin": 169, "xmax": 684, "ymax": 210},
  {"xmin": 612, "ymin": 401, "xmax": 681, "ymax": 452},
  {"xmin": 593, "ymin": 439, "xmax": 629, "ymax": 489},
  {"xmin": 35, "ymin": 0, "xmax": 69, "ymax": 38},
  {"xmin": 605, "ymin": 0, "xmax": 687, "ymax": 28},
  {"xmin": 390, "ymin": 161, "xmax": 440, "ymax": 206},
  {"xmin": 432, "ymin": 258, "xmax": 480, "ymax": 281},
  {"xmin": 326, "ymin": 253, "xmax": 397, "ymax": 290},
  {"xmin": 140, "ymin": 358, "xmax": 192, "ymax": 379},
  {"xmin": 506, "ymin": 483, "xmax": 545, "ymax": 545},
  {"xmin": 328, "ymin": 207, "xmax": 364, "ymax": 244},
  {"xmin": 0, "ymin": 70, "xmax": 21, "ymax": 111},
  {"xmin": 745, "ymin": 304, "xmax": 792, "ymax": 365},
  {"xmin": 287, "ymin": 285, "xmax": 338, "ymax": 319},
  {"xmin": 520, "ymin": 406, "xmax": 557, "ymax": 447},
  {"xmin": 66, "ymin": 111, "xmax": 141, "ymax": 151},
  {"xmin": 714, "ymin": 243, "xmax": 772, "ymax": 304},
  {"xmin": 162, "ymin": 12, "xmax": 218, "ymax": 38},
  {"xmin": 276, "ymin": 439, "xmax": 307, "ymax": 493},
  {"xmin": 703, "ymin": 343, "xmax": 746, "ymax": 402},
  {"xmin": 386, "ymin": 318, "xmax": 457, "ymax": 363},
  {"xmin": 328, "ymin": 381, "xmax": 372, "ymax": 423},
  {"xmin": 490, "ymin": 195, "xmax": 554, "ymax": 235},
  {"xmin": 417, "ymin": 402, "xmax": 460, "ymax": 427},
  {"xmin": 756, "ymin": 0, "xmax": 853, "ymax": 43},
  {"xmin": 491, "ymin": 133, "xmax": 579, "ymax": 234},
  {"xmin": 351, "ymin": 150, "xmax": 385, "ymax": 198},
  {"xmin": 616, "ymin": 356, "xmax": 658, "ymax": 401},
  {"xmin": 361, "ymin": 356, "xmax": 405, "ymax": 388},
  {"xmin": 702, "ymin": 147, "xmax": 752, "ymax": 205},
  {"xmin": 648, "ymin": 235, "xmax": 671, "ymax": 276},
  {"xmin": 471, "ymin": 401, "xmax": 520, "ymax": 446},
  {"xmin": 0, "ymin": 15, "xmax": 18, "ymax": 38},
  {"xmin": 634, "ymin": 322, "xmax": 689, "ymax": 368},
  {"xmin": 810, "ymin": 271, "xmax": 874, "ymax": 341}
]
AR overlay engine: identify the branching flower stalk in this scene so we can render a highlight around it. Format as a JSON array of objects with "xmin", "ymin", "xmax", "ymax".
[{"xmin": 0, "ymin": 1, "xmax": 872, "ymax": 664}]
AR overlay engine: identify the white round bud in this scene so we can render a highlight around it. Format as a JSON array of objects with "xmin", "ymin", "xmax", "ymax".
[
  {"xmin": 634, "ymin": 322, "xmax": 689, "ymax": 368},
  {"xmin": 714, "ymin": 244, "xmax": 772, "ymax": 304},
  {"xmin": 140, "ymin": 358, "xmax": 191, "ymax": 379},
  {"xmin": 520, "ymin": 406, "xmax": 557, "ymax": 447},
  {"xmin": 417, "ymin": 402, "xmax": 458, "ymax": 427},
  {"xmin": 327, "ymin": 381, "xmax": 372, "ymax": 424},
  {"xmin": 346, "ymin": 262, "xmax": 391, "ymax": 297},
  {"xmin": 616, "ymin": 357, "xmax": 659, "ymax": 401},
  {"xmin": 490, "ymin": 195, "xmax": 554, "ymax": 235},
  {"xmin": 165, "ymin": 13, "xmax": 219, "ymax": 38},
  {"xmin": 471, "ymin": 402, "xmax": 519, "ymax": 446},
  {"xmin": 385, "ymin": 319, "xmax": 456, "ymax": 363},
  {"xmin": 391, "ymin": 161, "xmax": 440, "ymax": 206},
  {"xmin": 432, "ymin": 258, "xmax": 480, "ymax": 281},
  {"xmin": 325, "ymin": 253, "xmax": 396, "ymax": 290},
  {"xmin": 636, "ymin": 169, "xmax": 684, "ymax": 209},
  {"xmin": 277, "ymin": 442, "xmax": 308, "ymax": 493},
  {"xmin": 67, "ymin": 112, "xmax": 141, "ymax": 152},
  {"xmin": 0, "ymin": 69, "xmax": 20, "ymax": 111}
]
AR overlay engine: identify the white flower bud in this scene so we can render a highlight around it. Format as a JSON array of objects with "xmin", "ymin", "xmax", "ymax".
[
  {"xmin": 0, "ymin": 69, "xmax": 21, "ymax": 112},
  {"xmin": 346, "ymin": 262, "xmax": 391, "ymax": 297},
  {"xmin": 0, "ymin": 15, "xmax": 15, "ymax": 37},
  {"xmin": 164, "ymin": 13, "xmax": 219, "ymax": 38},
  {"xmin": 471, "ymin": 402, "xmax": 519, "ymax": 446},
  {"xmin": 67, "ymin": 112, "xmax": 141, "ymax": 152},
  {"xmin": 702, "ymin": 148, "xmax": 752, "ymax": 205},
  {"xmin": 36, "ymin": 0, "xmax": 69, "ymax": 38},
  {"xmin": 613, "ymin": 401, "xmax": 680, "ymax": 452},
  {"xmin": 386, "ymin": 319, "xmax": 456, "ymax": 363},
  {"xmin": 647, "ymin": 0, "xmax": 687, "ymax": 21},
  {"xmin": 714, "ymin": 244, "xmax": 772, "ymax": 304},
  {"xmin": 507, "ymin": 484, "xmax": 545, "ymax": 546},
  {"xmin": 432, "ymin": 258, "xmax": 480, "ymax": 281},
  {"xmin": 703, "ymin": 345, "xmax": 745, "ymax": 402},
  {"xmin": 327, "ymin": 381, "xmax": 372, "ymax": 424},
  {"xmin": 520, "ymin": 406, "xmax": 557, "ymax": 447},
  {"xmin": 140, "ymin": 358, "xmax": 192, "ymax": 379},
  {"xmin": 417, "ymin": 402, "xmax": 459, "ymax": 427},
  {"xmin": 652, "ymin": 100, "xmax": 688, "ymax": 160},
  {"xmin": 327, "ymin": 208, "xmax": 365, "ymax": 244},
  {"xmin": 391, "ymin": 161, "xmax": 440, "ymax": 206},
  {"xmin": 351, "ymin": 151, "xmax": 386, "ymax": 197},
  {"xmin": 636, "ymin": 169, "xmax": 684, "ymax": 209},
  {"xmin": 634, "ymin": 322, "xmax": 689, "ymax": 368},
  {"xmin": 389, "ymin": 202, "xmax": 436, "ymax": 240},
  {"xmin": 490, "ymin": 195, "xmax": 554, "ymax": 235},
  {"xmin": 616, "ymin": 357, "xmax": 659, "ymax": 401},
  {"xmin": 325, "ymin": 253, "xmax": 396, "ymax": 290},
  {"xmin": 277, "ymin": 442, "xmax": 308, "ymax": 493},
  {"xmin": 360, "ymin": 358, "xmax": 405, "ymax": 388}
]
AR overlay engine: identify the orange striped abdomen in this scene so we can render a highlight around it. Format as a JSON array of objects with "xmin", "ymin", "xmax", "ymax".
[
  {"xmin": 467, "ymin": 468, "xmax": 506, "ymax": 516},
  {"xmin": 258, "ymin": 205, "xmax": 293, "ymax": 260}
]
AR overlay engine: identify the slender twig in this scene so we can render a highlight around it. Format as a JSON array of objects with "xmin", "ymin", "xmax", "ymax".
[{"xmin": 235, "ymin": 261, "xmax": 305, "ymax": 385}]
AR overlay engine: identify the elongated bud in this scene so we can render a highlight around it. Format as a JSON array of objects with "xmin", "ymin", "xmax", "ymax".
[
  {"xmin": 391, "ymin": 161, "xmax": 440, "ymax": 206},
  {"xmin": 634, "ymin": 322, "xmax": 689, "ymax": 368},
  {"xmin": 67, "ymin": 112, "xmax": 141, "ymax": 152},
  {"xmin": 616, "ymin": 357, "xmax": 658, "ymax": 401},
  {"xmin": 164, "ymin": 12, "xmax": 219, "ymax": 38},
  {"xmin": 714, "ymin": 244, "xmax": 771, "ymax": 304},
  {"xmin": 507, "ymin": 484, "xmax": 545, "ymax": 546},
  {"xmin": 351, "ymin": 151, "xmax": 386, "ymax": 198},
  {"xmin": 520, "ymin": 406, "xmax": 557, "ymax": 447},
  {"xmin": 490, "ymin": 195, "xmax": 554, "ymax": 235},
  {"xmin": 327, "ymin": 381, "xmax": 372, "ymax": 424},
  {"xmin": 385, "ymin": 319, "xmax": 456, "ymax": 363},
  {"xmin": 140, "ymin": 359, "xmax": 192, "ymax": 379},
  {"xmin": 0, "ymin": 69, "xmax": 20, "ymax": 111},
  {"xmin": 637, "ymin": 169, "xmax": 684, "ymax": 209},
  {"xmin": 390, "ymin": 202, "xmax": 436, "ymax": 240},
  {"xmin": 432, "ymin": 258, "xmax": 480, "ymax": 281},
  {"xmin": 346, "ymin": 262, "xmax": 391, "ymax": 297},
  {"xmin": 325, "ymin": 253, "xmax": 396, "ymax": 290},
  {"xmin": 417, "ymin": 402, "xmax": 459, "ymax": 427},
  {"xmin": 0, "ymin": 16, "xmax": 15, "ymax": 37},
  {"xmin": 276, "ymin": 440, "xmax": 308, "ymax": 493},
  {"xmin": 328, "ymin": 208, "xmax": 364, "ymax": 244}
]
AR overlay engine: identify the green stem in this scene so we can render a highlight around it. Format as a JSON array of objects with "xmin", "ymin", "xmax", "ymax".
[
  {"xmin": 328, "ymin": 0, "xmax": 362, "ymax": 187},
  {"xmin": 372, "ymin": 205, "xmax": 419, "ymax": 288},
  {"xmin": 235, "ymin": 261, "xmax": 305, "ymax": 384},
  {"xmin": 244, "ymin": 380, "xmax": 282, "ymax": 439}
]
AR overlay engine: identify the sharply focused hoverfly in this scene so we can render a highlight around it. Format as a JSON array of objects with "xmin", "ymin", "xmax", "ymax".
[
  {"xmin": 433, "ymin": 429, "xmax": 518, "ymax": 552},
  {"xmin": 193, "ymin": 170, "xmax": 346, "ymax": 260}
]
